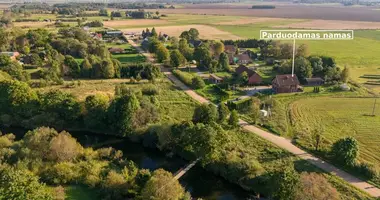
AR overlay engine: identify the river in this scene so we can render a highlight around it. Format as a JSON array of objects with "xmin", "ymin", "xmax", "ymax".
[{"xmin": 0, "ymin": 127, "xmax": 255, "ymax": 200}]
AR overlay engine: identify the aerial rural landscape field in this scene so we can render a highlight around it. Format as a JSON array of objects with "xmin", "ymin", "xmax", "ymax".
[{"xmin": 0, "ymin": 1, "xmax": 379, "ymax": 200}]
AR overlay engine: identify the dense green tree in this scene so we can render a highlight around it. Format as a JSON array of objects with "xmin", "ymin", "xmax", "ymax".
[
  {"xmin": 270, "ymin": 165, "xmax": 300, "ymax": 200},
  {"xmin": 238, "ymin": 71, "xmax": 249, "ymax": 85},
  {"xmin": 100, "ymin": 58, "xmax": 115, "ymax": 78},
  {"xmin": 64, "ymin": 55, "xmax": 80, "ymax": 77},
  {"xmin": 148, "ymin": 37, "xmax": 160, "ymax": 53},
  {"xmin": 108, "ymin": 94, "xmax": 140, "ymax": 136},
  {"xmin": 0, "ymin": 166, "xmax": 53, "ymax": 200},
  {"xmin": 84, "ymin": 94, "xmax": 109, "ymax": 130},
  {"xmin": 296, "ymin": 44, "xmax": 309, "ymax": 57},
  {"xmin": 248, "ymin": 97, "xmax": 261, "ymax": 124},
  {"xmin": 141, "ymin": 169, "xmax": 185, "ymax": 200},
  {"xmin": 48, "ymin": 131, "xmax": 82, "ymax": 162},
  {"xmin": 178, "ymin": 39, "xmax": 193, "ymax": 61},
  {"xmin": 218, "ymin": 103, "xmax": 230, "ymax": 123},
  {"xmin": 193, "ymin": 45, "xmax": 212, "ymax": 69},
  {"xmin": 218, "ymin": 52, "xmax": 230, "ymax": 72},
  {"xmin": 2, "ymin": 62, "xmax": 30, "ymax": 81},
  {"xmin": 193, "ymin": 103, "xmax": 217, "ymax": 124},
  {"xmin": 155, "ymin": 44, "xmax": 170, "ymax": 63},
  {"xmin": 80, "ymin": 58, "xmax": 92, "ymax": 78},
  {"xmin": 213, "ymin": 41, "xmax": 224, "ymax": 56},
  {"xmin": 40, "ymin": 90, "xmax": 81, "ymax": 123},
  {"xmin": 191, "ymin": 76, "xmax": 205, "ymax": 89},
  {"xmin": 170, "ymin": 49, "xmax": 186, "ymax": 68},
  {"xmin": 332, "ymin": 137, "xmax": 359, "ymax": 166},
  {"xmin": 228, "ymin": 110, "xmax": 239, "ymax": 127},
  {"xmin": 0, "ymin": 54, "xmax": 11, "ymax": 66},
  {"xmin": 151, "ymin": 27, "xmax": 158, "ymax": 38},
  {"xmin": 295, "ymin": 57, "xmax": 312, "ymax": 81},
  {"xmin": 308, "ymin": 56, "xmax": 323, "ymax": 74},
  {"xmin": 188, "ymin": 28, "xmax": 199, "ymax": 40},
  {"xmin": 341, "ymin": 66, "xmax": 350, "ymax": 83},
  {"xmin": 324, "ymin": 67, "xmax": 341, "ymax": 83},
  {"xmin": 0, "ymin": 80, "xmax": 38, "ymax": 116}
]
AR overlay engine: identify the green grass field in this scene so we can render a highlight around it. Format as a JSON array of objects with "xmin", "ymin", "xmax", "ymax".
[
  {"xmin": 106, "ymin": 43, "xmax": 147, "ymax": 63},
  {"xmin": 36, "ymin": 79, "xmax": 197, "ymax": 123},
  {"xmin": 65, "ymin": 185, "xmax": 99, "ymax": 200},
  {"xmin": 290, "ymin": 97, "xmax": 380, "ymax": 166}
]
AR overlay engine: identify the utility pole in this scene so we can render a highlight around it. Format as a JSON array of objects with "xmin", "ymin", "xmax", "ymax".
[
  {"xmin": 372, "ymin": 98, "xmax": 377, "ymax": 116},
  {"xmin": 292, "ymin": 39, "xmax": 296, "ymax": 77}
]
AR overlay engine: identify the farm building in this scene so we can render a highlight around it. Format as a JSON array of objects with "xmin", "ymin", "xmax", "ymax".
[
  {"xmin": 209, "ymin": 74, "xmax": 223, "ymax": 84},
  {"xmin": 272, "ymin": 74, "xmax": 301, "ymax": 93},
  {"xmin": 305, "ymin": 77, "xmax": 324, "ymax": 86},
  {"xmin": 0, "ymin": 52, "xmax": 20, "ymax": 60},
  {"xmin": 235, "ymin": 65, "xmax": 262, "ymax": 85}
]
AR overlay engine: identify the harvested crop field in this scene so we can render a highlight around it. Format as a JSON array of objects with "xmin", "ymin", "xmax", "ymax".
[
  {"xmin": 120, "ymin": 25, "xmax": 241, "ymax": 40},
  {"xmin": 13, "ymin": 22, "xmax": 54, "ymax": 28},
  {"xmin": 103, "ymin": 19, "xmax": 170, "ymax": 29},
  {"xmin": 214, "ymin": 17, "xmax": 292, "ymax": 25},
  {"xmin": 157, "ymin": 4, "xmax": 380, "ymax": 22},
  {"xmin": 275, "ymin": 19, "xmax": 380, "ymax": 29}
]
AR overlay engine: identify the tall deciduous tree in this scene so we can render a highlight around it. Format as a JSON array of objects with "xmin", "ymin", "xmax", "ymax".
[
  {"xmin": 213, "ymin": 41, "xmax": 224, "ymax": 57},
  {"xmin": 295, "ymin": 57, "xmax": 312, "ymax": 81},
  {"xmin": 141, "ymin": 169, "xmax": 185, "ymax": 200},
  {"xmin": 218, "ymin": 52, "xmax": 230, "ymax": 72},
  {"xmin": 0, "ymin": 166, "xmax": 53, "ymax": 200},
  {"xmin": 270, "ymin": 165, "xmax": 300, "ymax": 200},
  {"xmin": 193, "ymin": 103, "xmax": 217, "ymax": 124},
  {"xmin": 155, "ymin": 44, "xmax": 170, "ymax": 63},
  {"xmin": 170, "ymin": 49, "xmax": 186, "ymax": 68},
  {"xmin": 331, "ymin": 137, "xmax": 358, "ymax": 166},
  {"xmin": 178, "ymin": 39, "xmax": 194, "ymax": 61},
  {"xmin": 340, "ymin": 66, "xmax": 350, "ymax": 83},
  {"xmin": 218, "ymin": 103, "xmax": 230, "ymax": 123},
  {"xmin": 228, "ymin": 110, "xmax": 239, "ymax": 127}
]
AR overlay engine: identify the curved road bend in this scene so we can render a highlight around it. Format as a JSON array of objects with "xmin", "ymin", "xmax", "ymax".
[{"xmin": 127, "ymin": 39, "xmax": 380, "ymax": 198}]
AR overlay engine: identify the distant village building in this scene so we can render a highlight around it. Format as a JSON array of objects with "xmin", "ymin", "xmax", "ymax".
[
  {"xmin": 224, "ymin": 45, "xmax": 236, "ymax": 54},
  {"xmin": 0, "ymin": 52, "xmax": 20, "ymax": 60},
  {"xmin": 108, "ymin": 47, "xmax": 125, "ymax": 54},
  {"xmin": 235, "ymin": 65, "xmax": 262, "ymax": 85},
  {"xmin": 237, "ymin": 54, "xmax": 252, "ymax": 65},
  {"xmin": 189, "ymin": 39, "xmax": 203, "ymax": 48},
  {"xmin": 305, "ymin": 77, "xmax": 324, "ymax": 86},
  {"xmin": 209, "ymin": 74, "xmax": 223, "ymax": 84},
  {"xmin": 272, "ymin": 74, "xmax": 301, "ymax": 93}
]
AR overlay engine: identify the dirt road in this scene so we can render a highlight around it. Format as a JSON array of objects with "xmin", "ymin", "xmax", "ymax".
[{"xmin": 128, "ymin": 38, "xmax": 380, "ymax": 198}]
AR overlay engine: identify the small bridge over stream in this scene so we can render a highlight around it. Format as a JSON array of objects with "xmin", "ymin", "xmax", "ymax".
[{"xmin": 173, "ymin": 158, "xmax": 200, "ymax": 180}]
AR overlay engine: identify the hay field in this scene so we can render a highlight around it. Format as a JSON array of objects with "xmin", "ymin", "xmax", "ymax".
[
  {"xmin": 103, "ymin": 19, "xmax": 171, "ymax": 29},
  {"xmin": 121, "ymin": 24, "xmax": 241, "ymax": 40},
  {"xmin": 275, "ymin": 19, "xmax": 380, "ymax": 29},
  {"xmin": 289, "ymin": 97, "xmax": 380, "ymax": 166},
  {"xmin": 159, "ymin": 4, "xmax": 380, "ymax": 22}
]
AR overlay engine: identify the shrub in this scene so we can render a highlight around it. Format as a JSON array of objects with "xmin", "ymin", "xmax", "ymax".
[
  {"xmin": 356, "ymin": 162, "xmax": 379, "ymax": 179},
  {"xmin": 172, "ymin": 69, "xmax": 192, "ymax": 86},
  {"xmin": 142, "ymin": 84, "xmax": 160, "ymax": 95},
  {"xmin": 331, "ymin": 137, "xmax": 359, "ymax": 166},
  {"xmin": 191, "ymin": 76, "xmax": 205, "ymax": 89}
]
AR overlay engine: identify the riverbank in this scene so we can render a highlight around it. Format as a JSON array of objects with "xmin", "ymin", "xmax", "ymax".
[{"xmin": 0, "ymin": 126, "xmax": 254, "ymax": 200}]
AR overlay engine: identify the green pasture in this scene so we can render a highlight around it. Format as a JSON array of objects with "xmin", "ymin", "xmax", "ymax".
[
  {"xmin": 65, "ymin": 185, "xmax": 99, "ymax": 200},
  {"xmin": 289, "ymin": 97, "xmax": 380, "ymax": 166}
]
